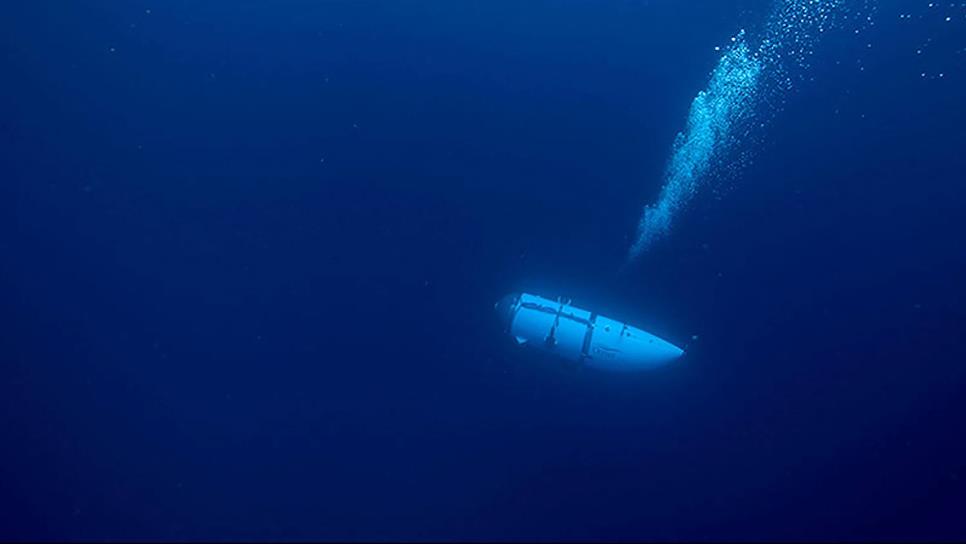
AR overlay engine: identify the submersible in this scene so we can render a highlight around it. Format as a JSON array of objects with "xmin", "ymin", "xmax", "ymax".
[{"xmin": 495, "ymin": 293, "xmax": 684, "ymax": 371}]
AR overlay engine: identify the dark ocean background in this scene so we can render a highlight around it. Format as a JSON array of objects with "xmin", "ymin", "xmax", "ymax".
[{"xmin": 2, "ymin": 0, "xmax": 964, "ymax": 540}]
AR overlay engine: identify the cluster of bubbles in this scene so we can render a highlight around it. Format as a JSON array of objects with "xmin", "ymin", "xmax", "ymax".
[
  {"xmin": 625, "ymin": 0, "xmax": 861, "ymax": 263},
  {"xmin": 627, "ymin": 35, "xmax": 762, "ymax": 259}
]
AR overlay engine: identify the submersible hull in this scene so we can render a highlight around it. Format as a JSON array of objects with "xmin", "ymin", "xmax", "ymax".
[{"xmin": 495, "ymin": 293, "xmax": 684, "ymax": 371}]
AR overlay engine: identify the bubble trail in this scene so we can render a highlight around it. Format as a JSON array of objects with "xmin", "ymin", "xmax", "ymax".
[
  {"xmin": 628, "ymin": 34, "xmax": 761, "ymax": 258},
  {"xmin": 626, "ymin": 0, "xmax": 845, "ymax": 263}
]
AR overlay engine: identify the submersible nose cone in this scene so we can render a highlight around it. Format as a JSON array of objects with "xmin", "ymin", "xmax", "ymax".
[{"xmin": 650, "ymin": 336, "xmax": 685, "ymax": 363}]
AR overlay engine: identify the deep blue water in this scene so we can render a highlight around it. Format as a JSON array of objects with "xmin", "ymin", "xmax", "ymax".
[{"xmin": 2, "ymin": 1, "xmax": 965, "ymax": 540}]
